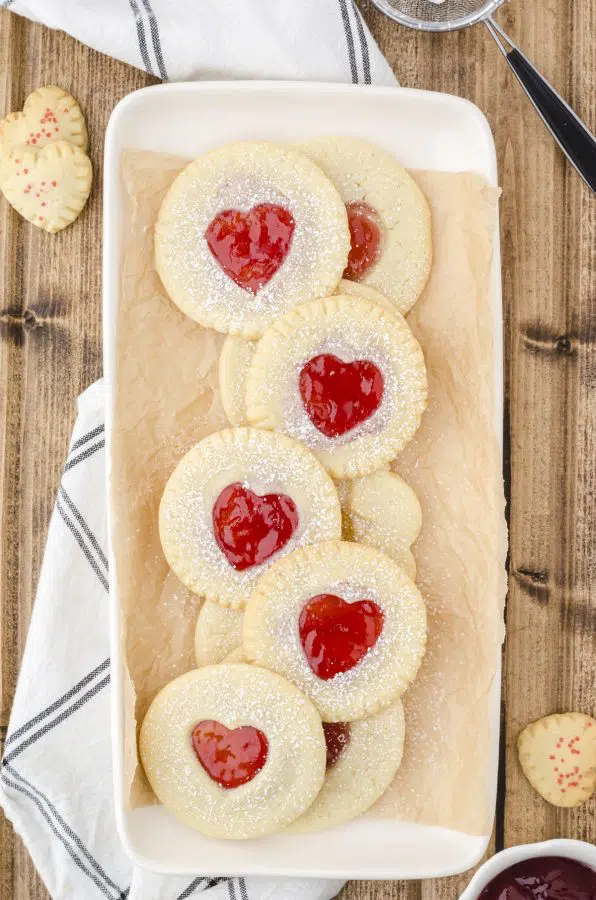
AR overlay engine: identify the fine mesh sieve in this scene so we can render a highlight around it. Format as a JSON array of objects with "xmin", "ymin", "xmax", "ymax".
[
  {"xmin": 371, "ymin": 0, "xmax": 503, "ymax": 32},
  {"xmin": 370, "ymin": 0, "xmax": 596, "ymax": 191}
]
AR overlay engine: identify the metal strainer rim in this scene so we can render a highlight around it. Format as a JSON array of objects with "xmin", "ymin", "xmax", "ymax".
[{"xmin": 368, "ymin": 0, "xmax": 504, "ymax": 32}]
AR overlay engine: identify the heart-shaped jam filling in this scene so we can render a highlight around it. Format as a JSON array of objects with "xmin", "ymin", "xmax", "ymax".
[
  {"xmin": 212, "ymin": 482, "xmax": 299, "ymax": 571},
  {"xmin": 205, "ymin": 203, "xmax": 295, "ymax": 293},
  {"xmin": 192, "ymin": 720, "xmax": 269, "ymax": 789},
  {"xmin": 298, "ymin": 593, "xmax": 384, "ymax": 680},
  {"xmin": 323, "ymin": 722, "xmax": 351, "ymax": 769},
  {"xmin": 343, "ymin": 201, "xmax": 383, "ymax": 282},
  {"xmin": 299, "ymin": 353, "xmax": 384, "ymax": 438}
]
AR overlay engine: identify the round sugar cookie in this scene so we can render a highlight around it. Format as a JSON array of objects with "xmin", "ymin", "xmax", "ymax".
[
  {"xmin": 296, "ymin": 137, "xmax": 431, "ymax": 315},
  {"xmin": 159, "ymin": 428, "xmax": 342, "ymax": 608},
  {"xmin": 286, "ymin": 699, "xmax": 405, "ymax": 833},
  {"xmin": 337, "ymin": 278, "xmax": 397, "ymax": 315},
  {"xmin": 195, "ymin": 601, "xmax": 243, "ymax": 666},
  {"xmin": 219, "ymin": 334, "xmax": 256, "ymax": 427},
  {"xmin": 348, "ymin": 518, "xmax": 417, "ymax": 579},
  {"xmin": 342, "ymin": 469, "xmax": 421, "ymax": 578},
  {"xmin": 140, "ymin": 664, "xmax": 326, "ymax": 839},
  {"xmin": 225, "ymin": 647, "xmax": 249, "ymax": 663},
  {"xmin": 244, "ymin": 541, "xmax": 427, "ymax": 721},
  {"xmin": 217, "ymin": 280, "xmax": 395, "ymax": 430},
  {"xmin": 155, "ymin": 142, "xmax": 350, "ymax": 338},
  {"xmin": 245, "ymin": 295, "xmax": 427, "ymax": 479}
]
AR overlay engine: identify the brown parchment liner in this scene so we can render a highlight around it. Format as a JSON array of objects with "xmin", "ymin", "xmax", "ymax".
[{"xmin": 112, "ymin": 150, "xmax": 507, "ymax": 836}]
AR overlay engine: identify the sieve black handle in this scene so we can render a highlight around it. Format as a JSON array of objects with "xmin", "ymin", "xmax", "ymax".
[{"xmin": 501, "ymin": 41, "xmax": 596, "ymax": 192}]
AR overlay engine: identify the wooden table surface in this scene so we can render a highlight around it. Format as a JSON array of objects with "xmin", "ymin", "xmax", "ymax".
[{"xmin": 1, "ymin": 2, "xmax": 595, "ymax": 898}]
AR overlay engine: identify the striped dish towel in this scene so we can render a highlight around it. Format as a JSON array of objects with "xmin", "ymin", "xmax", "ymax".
[
  {"xmin": 0, "ymin": 0, "xmax": 396, "ymax": 86},
  {"xmin": 0, "ymin": 382, "xmax": 345, "ymax": 900},
  {"xmin": 0, "ymin": 3, "xmax": 396, "ymax": 899}
]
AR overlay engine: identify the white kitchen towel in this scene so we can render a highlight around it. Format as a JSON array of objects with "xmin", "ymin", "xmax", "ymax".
[
  {"xmin": 0, "ymin": 0, "xmax": 397, "ymax": 87},
  {"xmin": 0, "ymin": 381, "xmax": 346, "ymax": 900}
]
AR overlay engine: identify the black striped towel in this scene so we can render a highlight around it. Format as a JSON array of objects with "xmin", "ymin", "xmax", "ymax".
[{"xmin": 0, "ymin": 381, "xmax": 346, "ymax": 900}]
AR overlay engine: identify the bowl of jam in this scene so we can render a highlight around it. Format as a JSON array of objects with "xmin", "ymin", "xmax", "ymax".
[{"xmin": 459, "ymin": 840, "xmax": 596, "ymax": 900}]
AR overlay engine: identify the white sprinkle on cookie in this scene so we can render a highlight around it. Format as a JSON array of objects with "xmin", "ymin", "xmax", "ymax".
[
  {"xmin": 0, "ymin": 85, "xmax": 88, "ymax": 157},
  {"xmin": 0, "ymin": 141, "xmax": 92, "ymax": 233},
  {"xmin": 518, "ymin": 712, "xmax": 596, "ymax": 807}
]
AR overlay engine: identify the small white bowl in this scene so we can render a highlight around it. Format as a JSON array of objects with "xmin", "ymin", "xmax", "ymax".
[{"xmin": 459, "ymin": 839, "xmax": 596, "ymax": 899}]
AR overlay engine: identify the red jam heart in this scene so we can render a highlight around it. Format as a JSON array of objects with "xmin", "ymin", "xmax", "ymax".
[
  {"xmin": 323, "ymin": 722, "xmax": 351, "ymax": 769},
  {"xmin": 343, "ymin": 201, "xmax": 383, "ymax": 282},
  {"xmin": 191, "ymin": 720, "xmax": 269, "ymax": 789},
  {"xmin": 205, "ymin": 203, "xmax": 295, "ymax": 293},
  {"xmin": 299, "ymin": 353, "xmax": 384, "ymax": 438},
  {"xmin": 212, "ymin": 482, "xmax": 299, "ymax": 571},
  {"xmin": 298, "ymin": 593, "xmax": 384, "ymax": 680}
]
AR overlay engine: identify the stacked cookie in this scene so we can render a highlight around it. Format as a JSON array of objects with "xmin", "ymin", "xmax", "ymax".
[
  {"xmin": 0, "ymin": 85, "xmax": 92, "ymax": 232},
  {"xmin": 141, "ymin": 138, "xmax": 432, "ymax": 839}
]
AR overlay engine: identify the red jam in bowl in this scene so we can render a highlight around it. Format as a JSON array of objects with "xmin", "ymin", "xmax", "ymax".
[{"xmin": 477, "ymin": 856, "xmax": 596, "ymax": 900}]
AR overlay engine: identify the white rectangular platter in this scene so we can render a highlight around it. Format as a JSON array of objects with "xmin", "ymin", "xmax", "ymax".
[{"xmin": 104, "ymin": 81, "xmax": 502, "ymax": 880}]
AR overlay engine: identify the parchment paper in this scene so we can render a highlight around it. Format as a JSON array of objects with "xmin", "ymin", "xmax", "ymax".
[{"xmin": 111, "ymin": 150, "xmax": 507, "ymax": 833}]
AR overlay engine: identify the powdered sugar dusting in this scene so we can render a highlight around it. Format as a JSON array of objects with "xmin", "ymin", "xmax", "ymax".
[
  {"xmin": 159, "ymin": 428, "xmax": 342, "ymax": 606},
  {"xmin": 140, "ymin": 664, "xmax": 326, "ymax": 839},
  {"xmin": 155, "ymin": 142, "xmax": 350, "ymax": 337},
  {"xmin": 244, "ymin": 541, "xmax": 427, "ymax": 721},
  {"xmin": 246, "ymin": 296, "xmax": 427, "ymax": 478}
]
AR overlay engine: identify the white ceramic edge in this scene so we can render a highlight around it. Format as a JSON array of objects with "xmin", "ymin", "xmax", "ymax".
[
  {"xmin": 459, "ymin": 839, "xmax": 596, "ymax": 899},
  {"xmin": 103, "ymin": 80, "xmax": 503, "ymax": 879}
]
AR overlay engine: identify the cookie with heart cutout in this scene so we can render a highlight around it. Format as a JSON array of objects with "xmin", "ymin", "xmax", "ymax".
[
  {"xmin": 517, "ymin": 712, "xmax": 596, "ymax": 807},
  {"xmin": 155, "ymin": 141, "xmax": 350, "ymax": 338},
  {"xmin": 0, "ymin": 85, "xmax": 88, "ymax": 157},
  {"xmin": 244, "ymin": 541, "xmax": 427, "ymax": 722},
  {"xmin": 245, "ymin": 294, "xmax": 427, "ymax": 479},
  {"xmin": 296, "ymin": 137, "xmax": 432, "ymax": 315},
  {"xmin": 0, "ymin": 141, "xmax": 92, "ymax": 233},
  {"xmin": 159, "ymin": 428, "xmax": 342, "ymax": 608},
  {"xmin": 195, "ymin": 601, "xmax": 244, "ymax": 666},
  {"xmin": 139, "ymin": 664, "xmax": 326, "ymax": 839},
  {"xmin": 286, "ymin": 697, "xmax": 405, "ymax": 834},
  {"xmin": 218, "ymin": 280, "xmax": 397, "ymax": 429}
]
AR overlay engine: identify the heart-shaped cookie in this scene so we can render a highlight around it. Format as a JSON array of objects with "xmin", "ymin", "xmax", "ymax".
[
  {"xmin": 205, "ymin": 203, "xmax": 295, "ymax": 293},
  {"xmin": 299, "ymin": 353, "xmax": 384, "ymax": 438},
  {"xmin": 212, "ymin": 482, "xmax": 299, "ymax": 571},
  {"xmin": 191, "ymin": 719, "xmax": 269, "ymax": 789},
  {"xmin": 0, "ymin": 85, "xmax": 88, "ymax": 157},
  {"xmin": 298, "ymin": 593, "xmax": 384, "ymax": 680},
  {"xmin": 0, "ymin": 141, "xmax": 92, "ymax": 233},
  {"xmin": 518, "ymin": 712, "xmax": 596, "ymax": 807}
]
